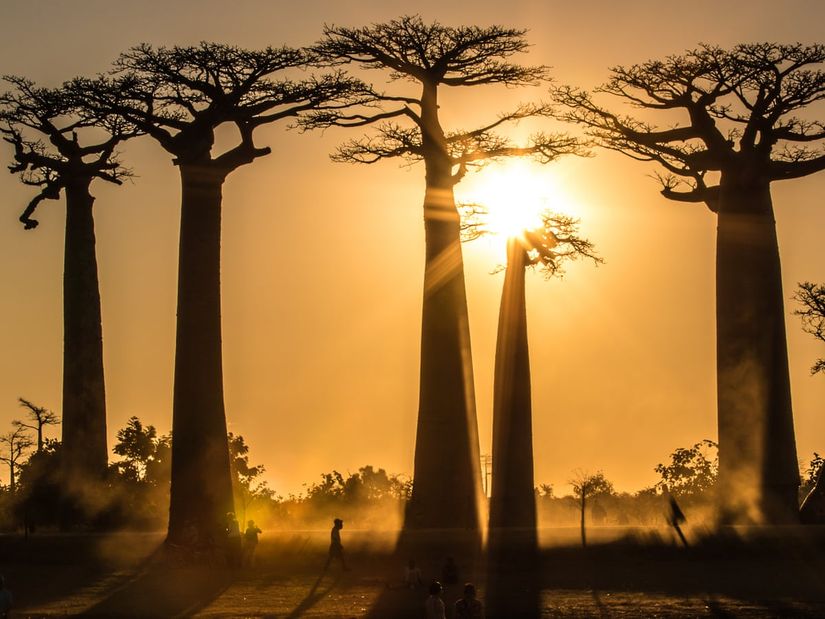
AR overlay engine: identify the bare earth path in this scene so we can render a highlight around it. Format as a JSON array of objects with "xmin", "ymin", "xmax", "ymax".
[{"xmin": 2, "ymin": 528, "xmax": 825, "ymax": 617}]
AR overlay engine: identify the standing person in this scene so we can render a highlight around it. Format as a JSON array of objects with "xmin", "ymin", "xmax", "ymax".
[
  {"xmin": 454, "ymin": 582, "xmax": 483, "ymax": 619},
  {"xmin": 0, "ymin": 575, "xmax": 12, "ymax": 619},
  {"xmin": 441, "ymin": 556, "xmax": 459, "ymax": 586},
  {"xmin": 242, "ymin": 519, "xmax": 262, "ymax": 567},
  {"xmin": 324, "ymin": 518, "xmax": 349, "ymax": 571},
  {"xmin": 424, "ymin": 580, "xmax": 446, "ymax": 619},
  {"xmin": 225, "ymin": 512, "xmax": 242, "ymax": 567}
]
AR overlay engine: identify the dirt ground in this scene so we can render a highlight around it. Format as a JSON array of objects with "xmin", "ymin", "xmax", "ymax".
[{"xmin": 2, "ymin": 526, "xmax": 825, "ymax": 617}]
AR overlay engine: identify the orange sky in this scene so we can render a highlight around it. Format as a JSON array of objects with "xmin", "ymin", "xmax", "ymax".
[{"xmin": 1, "ymin": 0, "xmax": 823, "ymax": 497}]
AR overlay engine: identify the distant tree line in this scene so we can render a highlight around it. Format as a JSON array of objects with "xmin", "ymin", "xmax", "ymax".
[{"xmin": 2, "ymin": 411, "xmax": 822, "ymax": 533}]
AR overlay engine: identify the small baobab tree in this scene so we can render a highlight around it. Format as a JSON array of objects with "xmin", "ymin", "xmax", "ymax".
[
  {"xmin": 1, "ymin": 77, "xmax": 138, "ymax": 488},
  {"xmin": 312, "ymin": 15, "xmax": 581, "ymax": 533},
  {"xmin": 14, "ymin": 398, "xmax": 59, "ymax": 453},
  {"xmin": 0, "ymin": 425, "xmax": 34, "ymax": 493},
  {"xmin": 78, "ymin": 43, "xmax": 367, "ymax": 545},
  {"xmin": 570, "ymin": 470, "xmax": 614, "ymax": 547},
  {"xmin": 554, "ymin": 43, "xmax": 825, "ymax": 524}
]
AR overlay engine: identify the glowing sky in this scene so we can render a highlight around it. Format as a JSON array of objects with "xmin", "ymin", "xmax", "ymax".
[{"xmin": 1, "ymin": 0, "xmax": 823, "ymax": 497}]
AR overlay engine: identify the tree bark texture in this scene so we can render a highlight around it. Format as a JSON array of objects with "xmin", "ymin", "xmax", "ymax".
[
  {"xmin": 167, "ymin": 164, "xmax": 234, "ymax": 545},
  {"xmin": 61, "ymin": 180, "xmax": 108, "ymax": 486},
  {"xmin": 405, "ymin": 82, "xmax": 484, "ymax": 533},
  {"xmin": 715, "ymin": 178, "xmax": 799, "ymax": 524}
]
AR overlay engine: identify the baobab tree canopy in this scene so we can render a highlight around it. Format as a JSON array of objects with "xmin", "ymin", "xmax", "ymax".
[
  {"xmin": 553, "ymin": 43, "xmax": 825, "ymax": 206},
  {"xmin": 554, "ymin": 42, "xmax": 825, "ymax": 523}
]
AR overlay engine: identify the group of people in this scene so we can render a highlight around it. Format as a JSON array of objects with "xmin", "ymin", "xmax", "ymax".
[
  {"xmin": 425, "ymin": 581, "xmax": 483, "ymax": 619},
  {"xmin": 224, "ymin": 512, "xmax": 262, "ymax": 567}
]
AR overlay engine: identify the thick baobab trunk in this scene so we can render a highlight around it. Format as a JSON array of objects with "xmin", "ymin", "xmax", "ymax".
[
  {"xmin": 715, "ymin": 179, "xmax": 799, "ymax": 524},
  {"xmin": 489, "ymin": 240, "xmax": 536, "ymax": 533},
  {"xmin": 167, "ymin": 164, "xmax": 234, "ymax": 546},
  {"xmin": 405, "ymin": 81, "xmax": 484, "ymax": 533},
  {"xmin": 61, "ymin": 180, "xmax": 108, "ymax": 485}
]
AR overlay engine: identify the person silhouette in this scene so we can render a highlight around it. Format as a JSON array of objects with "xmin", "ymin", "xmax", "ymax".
[
  {"xmin": 404, "ymin": 559, "xmax": 424, "ymax": 588},
  {"xmin": 225, "ymin": 512, "xmax": 242, "ymax": 567},
  {"xmin": 324, "ymin": 518, "xmax": 349, "ymax": 571},
  {"xmin": 454, "ymin": 582, "xmax": 483, "ymax": 619},
  {"xmin": 441, "ymin": 556, "xmax": 459, "ymax": 585},
  {"xmin": 242, "ymin": 519, "xmax": 262, "ymax": 566},
  {"xmin": 424, "ymin": 580, "xmax": 446, "ymax": 619},
  {"xmin": 662, "ymin": 485, "xmax": 687, "ymax": 546}
]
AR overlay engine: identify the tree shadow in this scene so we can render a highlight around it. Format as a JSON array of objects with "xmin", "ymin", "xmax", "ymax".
[{"xmin": 80, "ymin": 548, "xmax": 233, "ymax": 617}]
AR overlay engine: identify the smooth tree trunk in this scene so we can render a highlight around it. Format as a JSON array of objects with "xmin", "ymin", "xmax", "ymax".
[
  {"xmin": 61, "ymin": 179, "xmax": 108, "ymax": 487},
  {"xmin": 489, "ymin": 239, "xmax": 537, "ymax": 534},
  {"xmin": 486, "ymin": 240, "xmax": 540, "ymax": 619},
  {"xmin": 167, "ymin": 163, "xmax": 234, "ymax": 546},
  {"xmin": 405, "ymin": 81, "xmax": 484, "ymax": 533},
  {"xmin": 715, "ymin": 177, "xmax": 799, "ymax": 524}
]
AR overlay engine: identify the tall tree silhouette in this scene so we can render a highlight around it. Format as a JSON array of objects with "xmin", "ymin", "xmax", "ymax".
[
  {"xmin": 1, "ymin": 77, "xmax": 137, "ymax": 492},
  {"xmin": 554, "ymin": 43, "xmax": 825, "ymax": 523},
  {"xmin": 78, "ymin": 43, "xmax": 365, "ymax": 545},
  {"xmin": 463, "ymin": 209, "xmax": 599, "ymax": 618},
  {"xmin": 312, "ymin": 15, "xmax": 580, "ymax": 532},
  {"xmin": 14, "ymin": 398, "xmax": 59, "ymax": 453}
]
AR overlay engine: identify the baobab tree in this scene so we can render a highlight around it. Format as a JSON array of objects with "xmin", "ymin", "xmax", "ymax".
[
  {"xmin": 462, "ymin": 208, "xmax": 599, "ymax": 537},
  {"xmin": 554, "ymin": 43, "xmax": 825, "ymax": 524},
  {"xmin": 14, "ymin": 398, "xmax": 59, "ymax": 453},
  {"xmin": 794, "ymin": 282, "xmax": 825, "ymax": 523},
  {"xmin": 312, "ymin": 15, "xmax": 581, "ymax": 532},
  {"xmin": 78, "ymin": 43, "xmax": 366, "ymax": 545},
  {"xmin": 1, "ymin": 77, "xmax": 137, "ymax": 489},
  {"xmin": 0, "ymin": 426, "xmax": 34, "ymax": 494}
]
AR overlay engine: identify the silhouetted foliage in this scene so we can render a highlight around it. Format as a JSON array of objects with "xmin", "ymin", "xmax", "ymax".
[
  {"xmin": 800, "ymin": 453, "xmax": 824, "ymax": 498},
  {"xmin": 655, "ymin": 439, "xmax": 719, "ymax": 498},
  {"xmin": 794, "ymin": 282, "xmax": 825, "ymax": 375},
  {"xmin": 112, "ymin": 416, "xmax": 170, "ymax": 485},
  {"xmin": 13, "ymin": 398, "xmax": 59, "ymax": 453},
  {"xmin": 555, "ymin": 43, "xmax": 825, "ymax": 523},
  {"xmin": 311, "ymin": 15, "xmax": 583, "ymax": 532},
  {"xmin": 228, "ymin": 432, "xmax": 274, "ymax": 525}
]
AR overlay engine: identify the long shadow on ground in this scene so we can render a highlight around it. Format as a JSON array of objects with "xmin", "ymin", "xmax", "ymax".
[{"xmin": 80, "ymin": 550, "xmax": 234, "ymax": 617}]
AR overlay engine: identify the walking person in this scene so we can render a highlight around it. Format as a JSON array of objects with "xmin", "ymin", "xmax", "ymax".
[{"xmin": 324, "ymin": 518, "xmax": 349, "ymax": 571}]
